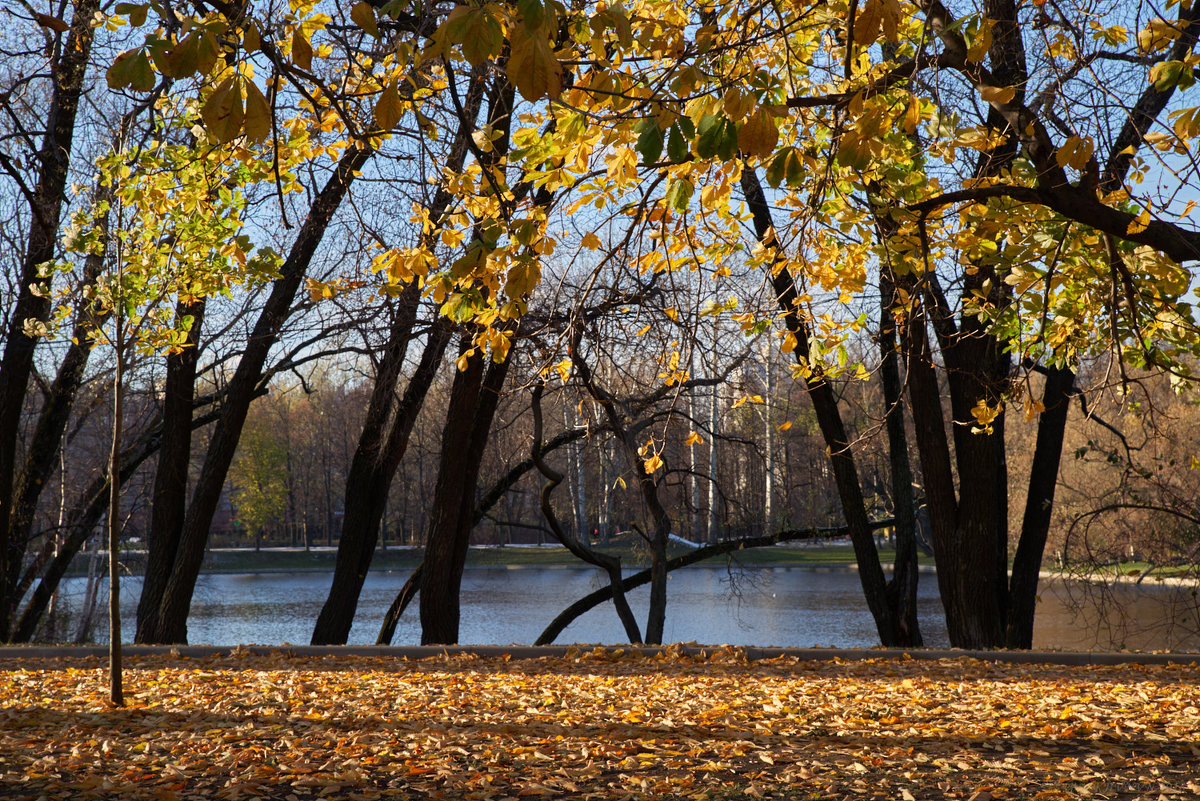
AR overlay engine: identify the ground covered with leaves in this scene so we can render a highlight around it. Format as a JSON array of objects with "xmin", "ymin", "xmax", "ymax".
[{"xmin": 1, "ymin": 648, "xmax": 1198, "ymax": 800}]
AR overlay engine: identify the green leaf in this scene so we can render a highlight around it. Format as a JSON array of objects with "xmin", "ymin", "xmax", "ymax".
[
  {"xmin": 128, "ymin": 50, "xmax": 155, "ymax": 92},
  {"xmin": 717, "ymin": 117, "xmax": 738, "ymax": 160},
  {"xmin": 195, "ymin": 31, "xmax": 221, "ymax": 75},
  {"xmin": 695, "ymin": 113, "xmax": 724, "ymax": 159},
  {"xmin": 106, "ymin": 49, "xmax": 139, "ymax": 90},
  {"xmin": 518, "ymin": 0, "xmax": 545, "ymax": 30},
  {"xmin": 454, "ymin": 5, "xmax": 504, "ymax": 66},
  {"xmin": 784, "ymin": 149, "xmax": 804, "ymax": 186},
  {"xmin": 636, "ymin": 121, "xmax": 664, "ymax": 166},
  {"xmin": 667, "ymin": 123, "xmax": 689, "ymax": 163},
  {"xmin": 665, "ymin": 178, "xmax": 693, "ymax": 212},
  {"xmin": 450, "ymin": 243, "xmax": 488, "ymax": 281},
  {"xmin": 114, "ymin": 2, "xmax": 149, "ymax": 26},
  {"xmin": 765, "ymin": 148, "xmax": 791, "ymax": 188},
  {"xmin": 677, "ymin": 116, "xmax": 695, "ymax": 140}
]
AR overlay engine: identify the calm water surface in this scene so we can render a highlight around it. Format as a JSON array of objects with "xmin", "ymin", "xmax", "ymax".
[{"xmin": 65, "ymin": 566, "xmax": 1200, "ymax": 651}]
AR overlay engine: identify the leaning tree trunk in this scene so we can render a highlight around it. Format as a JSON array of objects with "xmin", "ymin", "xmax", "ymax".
[
  {"xmin": 136, "ymin": 298, "xmax": 205, "ymax": 642},
  {"xmin": 144, "ymin": 144, "xmax": 373, "ymax": 644},
  {"xmin": 311, "ymin": 318, "xmax": 451, "ymax": 644},
  {"xmin": 311, "ymin": 64, "xmax": 485, "ymax": 645},
  {"xmin": 0, "ymin": 0, "xmax": 99, "ymax": 640},
  {"xmin": 740, "ymin": 168, "xmax": 901, "ymax": 646}
]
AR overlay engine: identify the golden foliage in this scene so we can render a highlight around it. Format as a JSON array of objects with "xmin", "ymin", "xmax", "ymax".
[{"xmin": 1, "ymin": 651, "xmax": 1199, "ymax": 799}]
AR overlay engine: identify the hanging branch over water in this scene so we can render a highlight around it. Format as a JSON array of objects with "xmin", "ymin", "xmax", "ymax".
[{"xmin": 535, "ymin": 519, "xmax": 896, "ymax": 645}]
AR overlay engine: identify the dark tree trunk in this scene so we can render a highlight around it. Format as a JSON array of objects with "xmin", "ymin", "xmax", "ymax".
[
  {"xmin": 311, "ymin": 66, "xmax": 485, "ymax": 645},
  {"xmin": 136, "ymin": 299, "xmax": 205, "ymax": 642},
  {"xmin": 376, "ymin": 564, "xmax": 422, "ymax": 645},
  {"xmin": 878, "ymin": 271, "xmax": 922, "ymax": 647},
  {"xmin": 0, "ymin": 0, "xmax": 99, "ymax": 640},
  {"xmin": 898, "ymin": 0, "xmax": 1027, "ymax": 648},
  {"xmin": 740, "ymin": 169, "xmax": 900, "ymax": 645},
  {"xmin": 143, "ymin": 145, "xmax": 373, "ymax": 644},
  {"xmin": 1005, "ymin": 365, "xmax": 1074, "ymax": 647},
  {"xmin": 311, "ymin": 319, "xmax": 451, "ymax": 644},
  {"xmin": 536, "ymin": 522, "xmax": 891, "ymax": 645},
  {"xmin": 419, "ymin": 338, "xmax": 512, "ymax": 644}
]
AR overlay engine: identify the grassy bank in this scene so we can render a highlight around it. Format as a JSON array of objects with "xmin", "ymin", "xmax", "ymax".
[
  {"xmin": 72, "ymin": 539, "xmax": 923, "ymax": 576},
  {"xmin": 1, "ymin": 649, "xmax": 1197, "ymax": 800}
]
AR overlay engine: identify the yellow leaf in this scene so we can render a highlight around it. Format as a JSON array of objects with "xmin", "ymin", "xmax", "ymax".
[
  {"xmin": 1054, "ymin": 135, "xmax": 1093, "ymax": 170},
  {"xmin": 374, "ymin": 81, "xmax": 404, "ymax": 130},
  {"xmin": 737, "ymin": 108, "xmax": 779, "ymax": 159},
  {"xmin": 636, "ymin": 324, "xmax": 651, "ymax": 336},
  {"xmin": 242, "ymin": 79, "xmax": 271, "ymax": 143},
  {"xmin": 969, "ymin": 397, "xmax": 1002, "ymax": 435},
  {"xmin": 685, "ymin": 431, "xmax": 704, "ymax": 447},
  {"xmin": 853, "ymin": 0, "xmax": 883, "ymax": 46},
  {"xmin": 967, "ymin": 19, "xmax": 993, "ymax": 62},
  {"xmin": 351, "ymin": 1, "xmax": 379, "ymax": 38},
  {"xmin": 292, "ymin": 30, "xmax": 313, "ymax": 70},
  {"xmin": 490, "ymin": 331, "xmax": 511, "ymax": 362},
  {"xmin": 1126, "ymin": 207, "xmax": 1151, "ymax": 234},
  {"xmin": 778, "ymin": 420, "xmax": 793, "ymax": 431},
  {"xmin": 903, "ymin": 97, "xmax": 921, "ymax": 134},
  {"xmin": 507, "ymin": 26, "xmax": 562, "ymax": 101},
  {"xmin": 554, "ymin": 358, "xmax": 572, "ymax": 382},
  {"xmin": 643, "ymin": 453, "xmax": 664, "ymax": 474},
  {"xmin": 580, "ymin": 231, "xmax": 602, "ymax": 250},
  {"xmin": 201, "ymin": 76, "xmax": 244, "ymax": 144},
  {"xmin": 664, "ymin": 307, "xmax": 678, "ymax": 321},
  {"xmin": 979, "ymin": 85, "xmax": 1015, "ymax": 105}
]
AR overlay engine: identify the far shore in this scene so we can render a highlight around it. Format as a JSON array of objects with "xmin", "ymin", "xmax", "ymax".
[{"xmin": 61, "ymin": 541, "xmax": 1200, "ymax": 586}]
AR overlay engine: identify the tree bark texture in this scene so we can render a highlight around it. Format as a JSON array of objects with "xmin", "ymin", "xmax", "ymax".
[
  {"xmin": 143, "ymin": 144, "xmax": 373, "ymax": 643},
  {"xmin": 740, "ymin": 168, "xmax": 900, "ymax": 646},
  {"xmin": 136, "ymin": 299, "xmax": 206, "ymax": 642},
  {"xmin": 419, "ymin": 338, "xmax": 511, "ymax": 644},
  {"xmin": 0, "ymin": 0, "xmax": 99, "ymax": 640}
]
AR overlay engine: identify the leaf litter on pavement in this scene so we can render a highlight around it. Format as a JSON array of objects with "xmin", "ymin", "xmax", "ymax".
[{"xmin": 1, "ymin": 646, "xmax": 1198, "ymax": 800}]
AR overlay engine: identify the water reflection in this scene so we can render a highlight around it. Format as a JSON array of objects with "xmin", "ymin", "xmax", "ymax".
[{"xmin": 63, "ymin": 566, "xmax": 1200, "ymax": 651}]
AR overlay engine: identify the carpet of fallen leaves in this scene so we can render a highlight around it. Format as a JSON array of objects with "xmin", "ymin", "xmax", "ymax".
[{"xmin": 2, "ymin": 647, "xmax": 1199, "ymax": 800}]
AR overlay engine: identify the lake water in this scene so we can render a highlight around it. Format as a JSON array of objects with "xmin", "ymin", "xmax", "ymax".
[{"xmin": 60, "ymin": 565, "xmax": 1200, "ymax": 651}]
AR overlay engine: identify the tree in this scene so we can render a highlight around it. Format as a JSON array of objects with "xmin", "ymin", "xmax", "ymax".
[
  {"xmin": 229, "ymin": 406, "xmax": 290, "ymax": 548},
  {"xmin": 0, "ymin": 0, "xmax": 102, "ymax": 641},
  {"xmin": 65, "ymin": 0, "xmax": 1200, "ymax": 652}
]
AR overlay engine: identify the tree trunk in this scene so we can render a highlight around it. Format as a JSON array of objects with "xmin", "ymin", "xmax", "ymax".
[
  {"xmin": 419, "ymin": 337, "xmax": 512, "ymax": 644},
  {"xmin": 740, "ymin": 169, "xmax": 900, "ymax": 646},
  {"xmin": 136, "ymin": 299, "xmax": 205, "ymax": 642},
  {"xmin": 311, "ymin": 319, "xmax": 451, "ymax": 644},
  {"xmin": 1005, "ymin": 365, "xmax": 1073, "ymax": 647},
  {"xmin": 108, "ymin": 324, "xmax": 125, "ymax": 706},
  {"xmin": 878, "ymin": 270, "xmax": 922, "ymax": 647},
  {"xmin": 143, "ymin": 145, "xmax": 373, "ymax": 644},
  {"xmin": 312, "ymin": 65, "xmax": 485, "ymax": 644},
  {"xmin": 0, "ymin": 0, "xmax": 99, "ymax": 640},
  {"xmin": 376, "ymin": 564, "xmax": 422, "ymax": 645}
]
